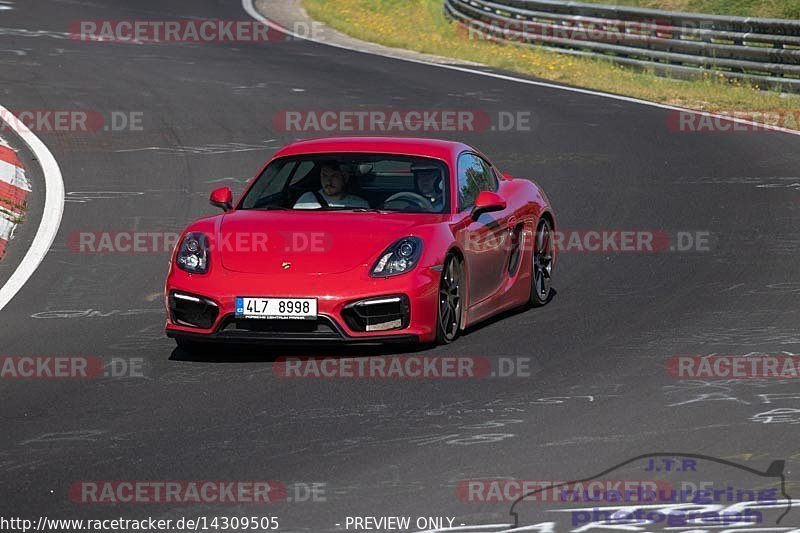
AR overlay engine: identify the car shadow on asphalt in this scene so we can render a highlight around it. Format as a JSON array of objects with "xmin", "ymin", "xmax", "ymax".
[
  {"xmin": 461, "ymin": 288, "xmax": 558, "ymax": 337},
  {"xmin": 167, "ymin": 341, "xmax": 431, "ymax": 363}
]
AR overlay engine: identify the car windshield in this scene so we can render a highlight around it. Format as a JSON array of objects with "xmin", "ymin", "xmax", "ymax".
[{"xmin": 239, "ymin": 153, "xmax": 449, "ymax": 213}]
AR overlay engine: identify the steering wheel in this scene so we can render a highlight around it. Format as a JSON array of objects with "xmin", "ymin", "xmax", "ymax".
[{"xmin": 382, "ymin": 192, "xmax": 434, "ymax": 211}]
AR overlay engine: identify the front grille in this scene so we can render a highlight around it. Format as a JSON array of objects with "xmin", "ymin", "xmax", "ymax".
[
  {"xmin": 169, "ymin": 292, "xmax": 219, "ymax": 329},
  {"xmin": 219, "ymin": 315, "xmax": 343, "ymax": 339},
  {"xmin": 342, "ymin": 295, "xmax": 410, "ymax": 332}
]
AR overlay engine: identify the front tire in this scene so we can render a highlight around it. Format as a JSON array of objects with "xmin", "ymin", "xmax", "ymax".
[
  {"xmin": 435, "ymin": 255, "xmax": 463, "ymax": 344},
  {"xmin": 530, "ymin": 218, "xmax": 554, "ymax": 307}
]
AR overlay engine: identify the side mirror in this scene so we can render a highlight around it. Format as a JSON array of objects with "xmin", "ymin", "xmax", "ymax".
[
  {"xmin": 471, "ymin": 191, "xmax": 506, "ymax": 220},
  {"xmin": 210, "ymin": 187, "xmax": 233, "ymax": 212}
]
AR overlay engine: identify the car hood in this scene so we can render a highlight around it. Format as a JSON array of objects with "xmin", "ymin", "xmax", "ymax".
[{"xmin": 217, "ymin": 210, "xmax": 444, "ymax": 275}]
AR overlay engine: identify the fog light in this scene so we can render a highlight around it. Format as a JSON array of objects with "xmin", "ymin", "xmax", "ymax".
[
  {"xmin": 366, "ymin": 319, "xmax": 402, "ymax": 332},
  {"xmin": 342, "ymin": 295, "xmax": 410, "ymax": 332},
  {"xmin": 168, "ymin": 292, "xmax": 218, "ymax": 329}
]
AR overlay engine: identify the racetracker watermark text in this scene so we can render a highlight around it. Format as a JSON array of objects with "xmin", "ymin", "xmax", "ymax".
[
  {"xmin": 460, "ymin": 18, "xmax": 669, "ymax": 44},
  {"xmin": 0, "ymin": 109, "xmax": 144, "ymax": 133},
  {"xmin": 67, "ymin": 231, "xmax": 333, "ymax": 254},
  {"xmin": 70, "ymin": 481, "xmax": 286, "ymax": 504},
  {"xmin": 458, "ymin": 480, "xmax": 671, "ymax": 503},
  {"xmin": 274, "ymin": 109, "xmax": 533, "ymax": 133},
  {"xmin": 0, "ymin": 356, "xmax": 144, "ymax": 378},
  {"xmin": 668, "ymin": 110, "xmax": 800, "ymax": 132},
  {"xmin": 69, "ymin": 20, "xmax": 324, "ymax": 43},
  {"xmin": 273, "ymin": 356, "xmax": 532, "ymax": 379},
  {"xmin": 466, "ymin": 230, "xmax": 712, "ymax": 253},
  {"xmin": 667, "ymin": 355, "xmax": 800, "ymax": 379}
]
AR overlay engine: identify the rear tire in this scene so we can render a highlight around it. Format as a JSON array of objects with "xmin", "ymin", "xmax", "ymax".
[
  {"xmin": 435, "ymin": 255, "xmax": 463, "ymax": 344},
  {"xmin": 530, "ymin": 218, "xmax": 554, "ymax": 307}
]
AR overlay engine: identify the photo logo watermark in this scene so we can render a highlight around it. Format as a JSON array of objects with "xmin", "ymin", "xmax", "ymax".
[
  {"xmin": 507, "ymin": 453, "xmax": 791, "ymax": 530},
  {"xmin": 273, "ymin": 356, "xmax": 532, "ymax": 379},
  {"xmin": 273, "ymin": 109, "xmax": 533, "ymax": 133},
  {"xmin": 570, "ymin": 506, "xmax": 763, "ymax": 528}
]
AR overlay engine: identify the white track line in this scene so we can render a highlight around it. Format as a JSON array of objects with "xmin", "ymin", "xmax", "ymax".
[
  {"xmin": 0, "ymin": 106, "xmax": 64, "ymax": 312},
  {"xmin": 242, "ymin": 0, "xmax": 800, "ymax": 138}
]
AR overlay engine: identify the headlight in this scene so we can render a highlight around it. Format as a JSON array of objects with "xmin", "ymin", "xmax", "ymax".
[
  {"xmin": 371, "ymin": 237, "xmax": 423, "ymax": 277},
  {"xmin": 176, "ymin": 232, "xmax": 209, "ymax": 274}
]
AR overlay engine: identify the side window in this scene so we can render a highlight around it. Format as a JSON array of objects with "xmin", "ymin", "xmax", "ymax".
[
  {"xmin": 481, "ymin": 159, "xmax": 499, "ymax": 191},
  {"xmin": 457, "ymin": 153, "xmax": 480, "ymax": 211},
  {"xmin": 457, "ymin": 153, "xmax": 495, "ymax": 211}
]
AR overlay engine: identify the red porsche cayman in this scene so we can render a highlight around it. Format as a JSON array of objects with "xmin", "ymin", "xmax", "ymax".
[{"xmin": 165, "ymin": 137, "xmax": 556, "ymax": 348}]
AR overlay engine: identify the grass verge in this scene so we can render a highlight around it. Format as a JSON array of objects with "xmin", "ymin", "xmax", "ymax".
[{"xmin": 303, "ymin": 0, "xmax": 800, "ymax": 122}]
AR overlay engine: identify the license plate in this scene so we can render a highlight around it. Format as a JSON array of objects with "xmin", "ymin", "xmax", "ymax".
[{"xmin": 235, "ymin": 297, "xmax": 317, "ymax": 320}]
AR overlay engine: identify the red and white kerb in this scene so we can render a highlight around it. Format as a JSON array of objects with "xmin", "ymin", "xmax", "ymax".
[{"xmin": 0, "ymin": 141, "xmax": 30, "ymax": 259}]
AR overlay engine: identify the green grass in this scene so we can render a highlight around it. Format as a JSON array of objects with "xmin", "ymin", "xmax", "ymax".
[
  {"xmin": 303, "ymin": 0, "xmax": 800, "ymax": 121},
  {"xmin": 0, "ymin": 207, "xmax": 24, "ymax": 224},
  {"xmin": 586, "ymin": 0, "xmax": 800, "ymax": 19}
]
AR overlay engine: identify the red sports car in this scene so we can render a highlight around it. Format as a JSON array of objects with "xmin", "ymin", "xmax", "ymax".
[{"xmin": 165, "ymin": 137, "xmax": 556, "ymax": 348}]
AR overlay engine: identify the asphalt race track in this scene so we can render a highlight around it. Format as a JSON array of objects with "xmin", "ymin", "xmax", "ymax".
[{"xmin": 1, "ymin": 0, "xmax": 800, "ymax": 531}]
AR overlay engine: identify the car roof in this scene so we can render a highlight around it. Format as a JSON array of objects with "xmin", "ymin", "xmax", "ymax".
[{"xmin": 270, "ymin": 137, "xmax": 477, "ymax": 163}]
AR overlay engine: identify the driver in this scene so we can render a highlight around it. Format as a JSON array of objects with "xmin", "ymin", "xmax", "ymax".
[
  {"xmin": 294, "ymin": 161, "xmax": 369, "ymax": 209},
  {"xmin": 413, "ymin": 166, "xmax": 444, "ymax": 211}
]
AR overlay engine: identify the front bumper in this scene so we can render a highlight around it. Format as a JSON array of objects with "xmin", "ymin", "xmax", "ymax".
[
  {"xmin": 166, "ymin": 321, "xmax": 419, "ymax": 345},
  {"xmin": 165, "ymin": 265, "xmax": 440, "ymax": 344}
]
